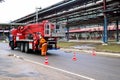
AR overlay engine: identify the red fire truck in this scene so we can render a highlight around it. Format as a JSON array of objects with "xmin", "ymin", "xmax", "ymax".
[{"xmin": 9, "ymin": 20, "xmax": 65, "ymax": 56}]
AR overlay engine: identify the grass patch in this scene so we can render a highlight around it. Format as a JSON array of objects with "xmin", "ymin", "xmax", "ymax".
[
  {"xmin": 57, "ymin": 41, "xmax": 120, "ymax": 53},
  {"xmin": 57, "ymin": 41, "xmax": 97, "ymax": 48},
  {"xmin": 57, "ymin": 42, "xmax": 80, "ymax": 48},
  {"xmin": 95, "ymin": 44, "xmax": 120, "ymax": 53}
]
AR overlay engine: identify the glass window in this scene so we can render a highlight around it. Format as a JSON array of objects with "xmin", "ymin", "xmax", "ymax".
[{"xmin": 45, "ymin": 24, "xmax": 50, "ymax": 35}]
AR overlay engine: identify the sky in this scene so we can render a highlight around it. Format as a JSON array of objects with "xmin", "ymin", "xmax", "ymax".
[{"xmin": 0, "ymin": 0, "xmax": 63, "ymax": 23}]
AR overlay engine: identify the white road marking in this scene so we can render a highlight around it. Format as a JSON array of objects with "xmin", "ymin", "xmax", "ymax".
[{"xmin": 24, "ymin": 58, "xmax": 95, "ymax": 80}]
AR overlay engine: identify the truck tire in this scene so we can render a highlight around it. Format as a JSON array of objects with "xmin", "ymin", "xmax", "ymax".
[
  {"xmin": 20, "ymin": 43, "xmax": 25, "ymax": 52},
  {"xmin": 25, "ymin": 43, "xmax": 29, "ymax": 53},
  {"xmin": 10, "ymin": 41, "xmax": 14, "ymax": 50}
]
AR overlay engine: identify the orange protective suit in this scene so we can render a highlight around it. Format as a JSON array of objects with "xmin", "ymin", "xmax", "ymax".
[{"xmin": 39, "ymin": 37, "xmax": 47, "ymax": 56}]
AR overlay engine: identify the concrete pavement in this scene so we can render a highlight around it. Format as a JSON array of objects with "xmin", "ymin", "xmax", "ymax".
[
  {"xmin": 0, "ymin": 42, "xmax": 94, "ymax": 80},
  {"xmin": 0, "ymin": 42, "xmax": 120, "ymax": 80},
  {"xmin": 0, "ymin": 51, "xmax": 90, "ymax": 80}
]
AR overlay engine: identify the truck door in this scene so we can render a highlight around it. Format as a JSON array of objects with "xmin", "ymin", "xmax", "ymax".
[{"xmin": 44, "ymin": 23, "xmax": 51, "ymax": 36}]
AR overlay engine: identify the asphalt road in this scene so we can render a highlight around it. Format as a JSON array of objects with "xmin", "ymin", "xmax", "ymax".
[{"xmin": 0, "ymin": 42, "xmax": 120, "ymax": 80}]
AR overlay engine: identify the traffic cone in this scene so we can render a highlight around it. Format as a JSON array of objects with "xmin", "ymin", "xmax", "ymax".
[
  {"xmin": 72, "ymin": 52, "xmax": 77, "ymax": 61},
  {"xmin": 91, "ymin": 49, "xmax": 96, "ymax": 56},
  {"xmin": 44, "ymin": 56, "xmax": 49, "ymax": 65}
]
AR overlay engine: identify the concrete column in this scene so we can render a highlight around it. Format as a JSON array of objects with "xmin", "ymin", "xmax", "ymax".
[
  {"xmin": 66, "ymin": 26, "xmax": 69, "ymax": 41},
  {"xmin": 103, "ymin": 0, "xmax": 108, "ymax": 44},
  {"xmin": 76, "ymin": 33, "xmax": 79, "ymax": 40},
  {"xmin": 66, "ymin": 18, "xmax": 69, "ymax": 41},
  {"xmin": 116, "ymin": 20, "xmax": 119, "ymax": 42}
]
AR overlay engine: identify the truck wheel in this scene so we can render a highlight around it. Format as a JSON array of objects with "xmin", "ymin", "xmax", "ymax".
[
  {"xmin": 25, "ymin": 43, "xmax": 29, "ymax": 53},
  {"xmin": 10, "ymin": 41, "xmax": 14, "ymax": 50},
  {"xmin": 20, "ymin": 43, "xmax": 25, "ymax": 52}
]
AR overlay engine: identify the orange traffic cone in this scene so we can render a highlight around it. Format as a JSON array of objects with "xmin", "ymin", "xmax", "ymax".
[
  {"xmin": 92, "ymin": 49, "xmax": 96, "ymax": 56},
  {"xmin": 44, "ymin": 56, "xmax": 49, "ymax": 65},
  {"xmin": 72, "ymin": 52, "xmax": 77, "ymax": 61}
]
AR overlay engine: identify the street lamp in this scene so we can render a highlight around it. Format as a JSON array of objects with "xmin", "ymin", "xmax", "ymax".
[{"xmin": 36, "ymin": 7, "xmax": 41, "ymax": 23}]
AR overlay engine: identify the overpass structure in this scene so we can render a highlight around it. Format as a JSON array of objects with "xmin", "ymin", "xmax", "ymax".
[{"xmin": 1, "ymin": 0, "xmax": 120, "ymax": 43}]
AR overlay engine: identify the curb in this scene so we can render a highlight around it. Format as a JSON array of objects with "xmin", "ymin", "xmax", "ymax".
[{"xmin": 60, "ymin": 48, "xmax": 120, "ymax": 57}]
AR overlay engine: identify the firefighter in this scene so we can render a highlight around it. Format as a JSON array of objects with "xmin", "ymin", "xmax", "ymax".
[{"xmin": 38, "ymin": 32, "xmax": 47, "ymax": 56}]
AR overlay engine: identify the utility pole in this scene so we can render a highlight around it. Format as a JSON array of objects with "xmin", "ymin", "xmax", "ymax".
[{"xmin": 35, "ymin": 7, "xmax": 41, "ymax": 23}]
